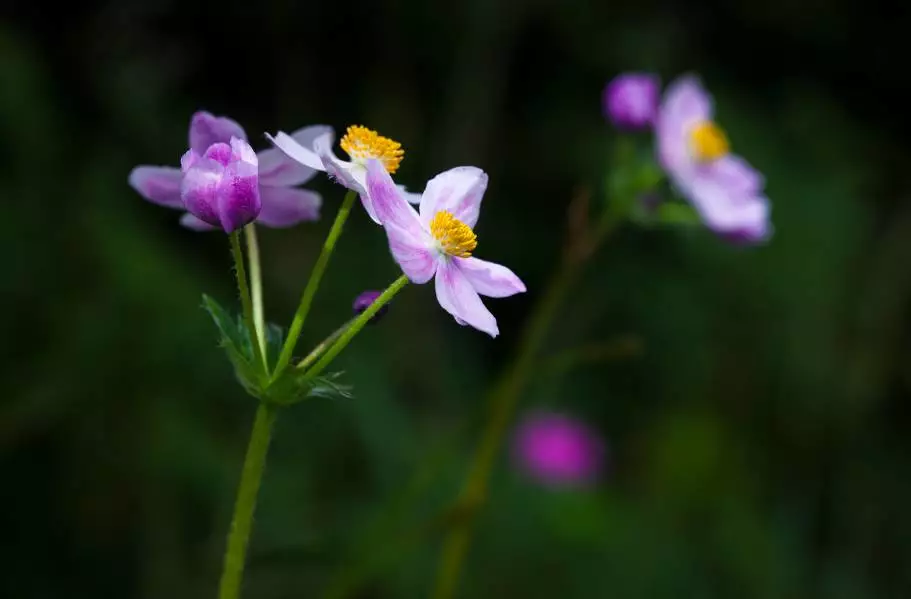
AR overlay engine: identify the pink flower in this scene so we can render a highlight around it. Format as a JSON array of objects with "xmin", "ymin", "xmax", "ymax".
[
  {"xmin": 129, "ymin": 111, "xmax": 325, "ymax": 230},
  {"xmin": 513, "ymin": 411, "xmax": 605, "ymax": 487},
  {"xmin": 266, "ymin": 124, "xmax": 422, "ymax": 224},
  {"xmin": 655, "ymin": 76, "xmax": 771, "ymax": 243},
  {"xmin": 604, "ymin": 73, "xmax": 660, "ymax": 129},
  {"xmin": 179, "ymin": 137, "xmax": 260, "ymax": 233},
  {"xmin": 365, "ymin": 160, "xmax": 526, "ymax": 337}
]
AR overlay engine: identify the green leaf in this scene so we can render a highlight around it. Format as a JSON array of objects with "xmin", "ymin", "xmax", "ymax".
[
  {"xmin": 201, "ymin": 294, "xmax": 261, "ymax": 397},
  {"xmin": 305, "ymin": 372, "xmax": 354, "ymax": 400},
  {"xmin": 265, "ymin": 369, "xmax": 353, "ymax": 406}
]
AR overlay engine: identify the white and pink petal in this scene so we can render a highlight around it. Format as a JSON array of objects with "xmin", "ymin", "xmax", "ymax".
[
  {"xmin": 434, "ymin": 260, "xmax": 499, "ymax": 337},
  {"xmin": 454, "ymin": 257, "xmax": 526, "ymax": 298},
  {"xmin": 419, "ymin": 166, "xmax": 488, "ymax": 228}
]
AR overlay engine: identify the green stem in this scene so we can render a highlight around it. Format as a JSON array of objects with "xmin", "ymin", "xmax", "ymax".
[
  {"xmin": 295, "ymin": 321, "xmax": 352, "ymax": 372},
  {"xmin": 245, "ymin": 224, "xmax": 267, "ymax": 361},
  {"xmin": 432, "ymin": 215, "xmax": 617, "ymax": 599},
  {"xmin": 302, "ymin": 275, "xmax": 409, "ymax": 381},
  {"xmin": 230, "ymin": 231, "xmax": 267, "ymax": 376},
  {"xmin": 218, "ymin": 402, "xmax": 278, "ymax": 599},
  {"xmin": 272, "ymin": 190, "xmax": 359, "ymax": 381}
]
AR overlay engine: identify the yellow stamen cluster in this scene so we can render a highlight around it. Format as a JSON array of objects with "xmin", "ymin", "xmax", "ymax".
[
  {"xmin": 689, "ymin": 120, "xmax": 729, "ymax": 162},
  {"xmin": 339, "ymin": 125, "xmax": 404, "ymax": 174},
  {"xmin": 430, "ymin": 211, "xmax": 477, "ymax": 258}
]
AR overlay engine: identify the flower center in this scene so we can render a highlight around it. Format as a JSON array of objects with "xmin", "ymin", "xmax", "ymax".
[
  {"xmin": 430, "ymin": 211, "xmax": 477, "ymax": 258},
  {"xmin": 339, "ymin": 125, "xmax": 404, "ymax": 174},
  {"xmin": 689, "ymin": 120, "xmax": 729, "ymax": 162}
]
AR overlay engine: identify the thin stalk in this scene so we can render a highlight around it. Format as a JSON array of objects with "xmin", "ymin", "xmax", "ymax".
[
  {"xmin": 217, "ymin": 402, "xmax": 278, "ymax": 599},
  {"xmin": 295, "ymin": 322, "xmax": 352, "ymax": 372},
  {"xmin": 230, "ymin": 231, "xmax": 267, "ymax": 376},
  {"xmin": 244, "ymin": 224, "xmax": 267, "ymax": 362},
  {"xmin": 272, "ymin": 190, "xmax": 358, "ymax": 380},
  {"xmin": 302, "ymin": 275, "xmax": 409, "ymax": 381}
]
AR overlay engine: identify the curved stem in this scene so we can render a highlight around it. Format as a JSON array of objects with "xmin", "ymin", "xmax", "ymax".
[
  {"xmin": 273, "ymin": 190, "xmax": 358, "ymax": 381},
  {"xmin": 218, "ymin": 402, "xmax": 278, "ymax": 599},
  {"xmin": 230, "ymin": 231, "xmax": 267, "ymax": 376},
  {"xmin": 244, "ymin": 224, "xmax": 267, "ymax": 361},
  {"xmin": 432, "ymin": 214, "xmax": 616, "ymax": 599},
  {"xmin": 302, "ymin": 275, "xmax": 409, "ymax": 381}
]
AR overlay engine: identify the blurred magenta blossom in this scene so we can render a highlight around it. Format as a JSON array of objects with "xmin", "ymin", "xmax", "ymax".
[
  {"xmin": 656, "ymin": 76, "xmax": 772, "ymax": 243},
  {"xmin": 604, "ymin": 73, "xmax": 660, "ymax": 129},
  {"xmin": 513, "ymin": 411, "xmax": 605, "ymax": 487},
  {"xmin": 129, "ymin": 111, "xmax": 324, "ymax": 231},
  {"xmin": 365, "ymin": 159, "xmax": 526, "ymax": 338}
]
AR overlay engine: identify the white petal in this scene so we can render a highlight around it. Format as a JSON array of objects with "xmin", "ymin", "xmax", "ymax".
[
  {"xmin": 434, "ymin": 260, "xmax": 499, "ymax": 337},
  {"xmin": 419, "ymin": 166, "xmax": 488, "ymax": 228},
  {"xmin": 266, "ymin": 131, "xmax": 326, "ymax": 171},
  {"xmin": 454, "ymin": 257, "xmax": 526, "ymax": 298}
]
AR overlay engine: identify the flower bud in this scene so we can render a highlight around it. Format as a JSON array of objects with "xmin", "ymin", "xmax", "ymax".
[
  {"xmin": 180, "ymin": 137, "xmax": 261, "ymax": 233},
  {"xmin": 603, "ymin": 73, "xmax": 660, "ymax": 129},
  {"xmin": 353, "ymin": 290, "xmax": 389, "ymax": 324}
]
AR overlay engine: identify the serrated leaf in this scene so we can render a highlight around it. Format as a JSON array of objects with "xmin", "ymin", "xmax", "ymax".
[
  {"xmin": 201, "ymin": 294, "xmax": 261, "ymax": 396},
  {"xmin": 264, "ymin": 369, "xmax": 353, "ymax": 406},
  {"xmin": 305, "ymin": 372, "xmax": 354, "ymax": 400}
]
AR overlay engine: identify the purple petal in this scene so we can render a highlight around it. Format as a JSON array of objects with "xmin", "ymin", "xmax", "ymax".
[
  {"xmin": 399, "ymin": 187, "xmax": 423, "ymax": 205},
  {"xmin": 179, "ymin": 213, "xmax": 216, "ymax": 231},
  {"xmin": 217, "ymin": 139, "xmax": 261, "ymax": 232},
  {"xmin": 603, "ymin": 73, "xmax": 660, "ymax": 129},
  {"xmin": 435, "ymin": 260, "xmax": 499, "ymax": 337},
  {"xmin": 128, "ymin": 166, "xmax": 184, "ymax": 209},
  {"xmin": 454, "ymin": 257, "xmax": 526, "ymax": 298},
  {"xmin": 257, "ymin": 186, "xmax": 321, "ymax": 227},
  {"xmin": 265, "ymin": 129, "xmax": 329, "ymax": 171},
  {"xmin": 180, "ymin": 154, "xmax": 224, "ymax": 227},
  {"xmin": 189, "ymin": 111, "xmax": 247, "ymax": 154},
  {"xmin": 204, "ymin": 142, "xmax": 234, "ymax": 166},
  {"xmin": 705, "ymin": 155, "xmax": 764, "ymax": 196},
  {"xmin": 682, "ymin": 170, "xmax": 771, "ymax": 242},
  {"xmin": 419, "ymin": 167, "xmax": 488, "ymax": 228},
  {"xmin": 313, "ymin": 132, "xmax": 364, "ymax": 195}
]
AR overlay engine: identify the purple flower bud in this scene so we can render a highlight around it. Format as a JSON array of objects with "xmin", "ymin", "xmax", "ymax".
[
  {"xmin": 179, "ymin": 137, "xmax": 262, "ymax": 233},
  {"xmin": 513, "ymin": 411, "xmax": 605, "ymax": 488},
  {"xmin": 353, "ymin": 290, "xmax": 389, "ymax": 324},
  {"xmin": 603, "ymin": 73, "xmax": 660, "ymax": 129}
]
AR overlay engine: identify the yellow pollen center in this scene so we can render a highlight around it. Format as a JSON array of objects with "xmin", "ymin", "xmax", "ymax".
[
  {"xmin": 430, "ymin": 211, "xmax": 477, "ymax": 258},
  {"xmin": 689, "ymin": 120, "xmax": 729, "ymax": 162},
  {"xmin": 339, "ymin": 125, "xmax": 404, "ymax": 174}
]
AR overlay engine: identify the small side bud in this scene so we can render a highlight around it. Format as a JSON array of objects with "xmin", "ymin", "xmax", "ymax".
[
  {"xmin": 353, "ymin": 290, "xmax": 389, "ymax": 324},
  {"xmin": 603, "ymin": 73, "xmax": 660, "ymax": 130}
]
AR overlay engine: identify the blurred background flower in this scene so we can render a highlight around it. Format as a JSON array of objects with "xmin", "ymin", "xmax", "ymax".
[{"xmin": 513, "ymin": 411, "xmax": 605, "ymax": 487}]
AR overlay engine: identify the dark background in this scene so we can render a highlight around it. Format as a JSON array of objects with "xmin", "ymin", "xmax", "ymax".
[{"xmin": 2, "ymin": 1, "xmax": 910, "ymax": 597}]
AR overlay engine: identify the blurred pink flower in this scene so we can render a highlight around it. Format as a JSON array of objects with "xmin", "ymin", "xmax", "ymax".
[
  {"xmin": 655, "ymin": 76, "xmax": 771, "ymax": 243},
  {"xmin": 513, "ymin": 411, "xmax": 605, "ymax": 487}
]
